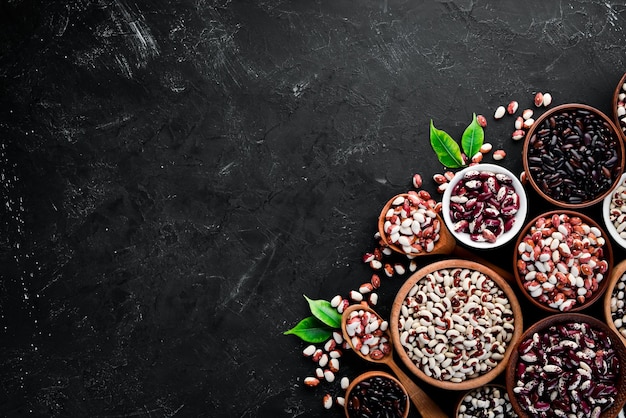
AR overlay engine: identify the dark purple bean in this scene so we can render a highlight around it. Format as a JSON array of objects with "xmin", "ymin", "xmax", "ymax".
[
  {"xmin": 513, "ymin": 321, "xmax": 619, "ymax": 417},
  {"xmin": 606, "ymin": 154, "xmax": 618, "ymax": 166},
  {"xmin": 526, "ymin": 108, "xmax": 621, "ymax": 204},
  {"xmin": 347, "ymin": 375, "xmax": 407, "ymax": 418},
  {"xmin": 449, "ymin": 170, "xmax": 519, "ymax": 243}
]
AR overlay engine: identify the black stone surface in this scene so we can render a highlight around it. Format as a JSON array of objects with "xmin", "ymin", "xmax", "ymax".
[{"xmin": 1, "ymin": 1, "xmax": 626, "ymax": 417}]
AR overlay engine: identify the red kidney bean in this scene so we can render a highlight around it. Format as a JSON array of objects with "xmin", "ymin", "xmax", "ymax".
[
  {"xmin": 512, "ymin": 321, "xmax": 619, "ymax": 417},
  {"xmin": 526, "ymin": 108, "xmax": 621, "ymax": 204},
  {"xmin": 449, "ymin": 170, "xmax": 520, "ymax": 243},
  {"xmin": 346, "ymin": 375, "xmax": 407, "ymax": 418}
]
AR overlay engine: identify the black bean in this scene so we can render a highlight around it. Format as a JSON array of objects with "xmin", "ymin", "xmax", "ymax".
[
  {"xmin": 526, "ymin": 108, "xmax": 621, "ymax": 204},
  {"xmin": 607, "ymin": 154, "xmax": 619, "ymax": 167},
  {"xmin": 347, "ymin": 376, "xmax": 407, "ymax": 418}
]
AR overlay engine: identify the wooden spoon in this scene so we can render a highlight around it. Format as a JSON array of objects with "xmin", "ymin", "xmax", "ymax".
[
  {"xmin": 341, "ymin": 304, "xmax": 448, "ymax": 418},
  {"xmin": 378, "ymin": 194, "xmax": 514, "ymax": 283}
]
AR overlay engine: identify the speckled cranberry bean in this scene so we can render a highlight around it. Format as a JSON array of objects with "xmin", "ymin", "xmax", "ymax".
[
  {"xmin": 515, "ymin": 213, "xmax": 608, "ymax": 311},
  {"xmin": 345, "ymin": 309, "xmax": 391, "ymax": 360},
  {"xmin": 383, "ymin": 194, "xmax": 440, "ymax": 254}
]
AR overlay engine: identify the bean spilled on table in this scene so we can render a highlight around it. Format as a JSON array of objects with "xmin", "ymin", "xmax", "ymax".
[{"xmin": 449, "ymin": 170, "xmax": 520, "ymax": 243}]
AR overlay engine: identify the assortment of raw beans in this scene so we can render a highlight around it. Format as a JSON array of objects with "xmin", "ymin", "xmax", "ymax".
[{"xmin": 286, "ymin": 90, "xmax": 624, "ymax": 416}]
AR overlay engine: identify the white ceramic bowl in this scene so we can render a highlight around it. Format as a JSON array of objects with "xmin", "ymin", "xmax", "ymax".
[
  {"xmin": 442, "ymin": 164, "xmax": 528, "ymax": 249},
  {"xmin": 603, "ymin": 172, "xmax": 626, "ymax": 250}
]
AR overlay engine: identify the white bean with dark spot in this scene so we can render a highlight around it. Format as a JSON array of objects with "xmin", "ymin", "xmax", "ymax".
[{"xmin": 397, "ymin": 268, "xmax": 516, "ymax": 383}]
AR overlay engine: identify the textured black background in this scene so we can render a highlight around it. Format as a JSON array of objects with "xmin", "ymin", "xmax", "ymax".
[{"xmin": 1, "ymin": 1, "xmax": 626, "ymax": 417}]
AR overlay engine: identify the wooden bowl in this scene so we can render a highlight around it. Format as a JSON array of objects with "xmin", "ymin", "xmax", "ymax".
[
  {"xmin": 513, "ymin": 210, "xmax": 613, "ymax": 313},
  {"xmin": 604, "ymin": 258, "xmax": 626, "ymax": 347},
  {"xmin": 505, "ymin": 313, "xmax": 626, "ymax": 418},
  {"xmin": 522, "ymin": 103, "xmax": 624, "ymax": 208},
  {"xmin": 390, "ymin": 259, "xmax": 523, "ymax": 391},
  {"xmin": 344, "ymin": 371, "xmax": 410, "ymax": 418},
  {"xmin": 454, "ymin": 384, "xmax": 514, "ymax": 417},
  {"xmin": 378, "ymin": 193, "xmax": 456, "ymax": 256},
  {"xmin": 612, "ymin": 72, "xmax": 626, "ymax": 143}
]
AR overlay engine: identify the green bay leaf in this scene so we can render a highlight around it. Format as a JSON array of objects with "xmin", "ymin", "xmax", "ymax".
[
  {"xmin": 429, "ymin": 120, "xmax": 465, "ymax": 168},
  {"xmin": 461, "ymin": 113, "xmax": 484, "ymax": 159},
  {"xmin": 304, "ymin": 295, "xmax": 341, "ymax": 328},
  {"xmin": 283, "ymin": 316, "xmax": 334, "ymax": 343}
]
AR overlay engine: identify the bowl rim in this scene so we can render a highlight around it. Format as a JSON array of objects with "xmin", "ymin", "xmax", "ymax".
[
  {"xmin": 512, "ymin": 209, "xmax": 614, "ymax": 313},
  {"xmin": 522, "ymin": 102, "xmax": 625, "ymax": 209},
  {"xmin": 441, "ymin": 163, "xmax": 528, "ymax": 249},
  {"xmin": 612, "ymin": 72, "xmax": 626, "ymax": 143},
  {"xmin": 377, "ymin": 193, "xmax": 454, "ymax": 256},
  {"xmin": 603, "ymin": 258, "xmax": 626, "ymax": 348},
  {"xmin": 343, "ymin": 370, "xmax": 410, "ymax": 418},
  {"xmin": 390, "ymin": 258, "xmax": 523, "ymax": 391},
  {"xmin": 505, "ymin": 312, "xmax": 626, "ymax": 418},
  {"xmin": 602, "ymin": 172, "xmax": 626, "ymax": 250}
]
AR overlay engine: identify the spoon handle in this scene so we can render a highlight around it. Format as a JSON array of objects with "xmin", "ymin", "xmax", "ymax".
[
  {"xmin": 385, "ymin": 359, "xmax": 448, "ymax": 418},
  {"xmin": 452, "ymin": 246, "xmax": 514, "ymax": 283}
]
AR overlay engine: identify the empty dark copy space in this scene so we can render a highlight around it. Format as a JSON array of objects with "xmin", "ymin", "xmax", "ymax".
[{"xmin": 1, "ymin": 1, "xmax": 626, "ymax": 417}]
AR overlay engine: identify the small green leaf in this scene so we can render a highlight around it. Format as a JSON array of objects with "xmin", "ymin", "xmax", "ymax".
[
  {"xmin": 304, "ymin": 295, "xmax": 342, "ymax": 328},
  {"xmin": 429, "ymin": 120, "xmax": 465, "ymax": 168},
  {"xmin": 284, "ymin": 316, "xmax": 334, "ymax": 343},
  {"xmin": 461, "ymin": 113, "xmax": 484, "ymax": 159}
]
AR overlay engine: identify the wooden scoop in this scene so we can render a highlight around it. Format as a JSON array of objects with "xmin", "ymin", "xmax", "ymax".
[
  {"xmin": 341, "ymin": 304, "xmax": 448, "ymax": 418},
  {"xmin": 378, "ymin": 194, "xmax": 514, "ymax": 283}
]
